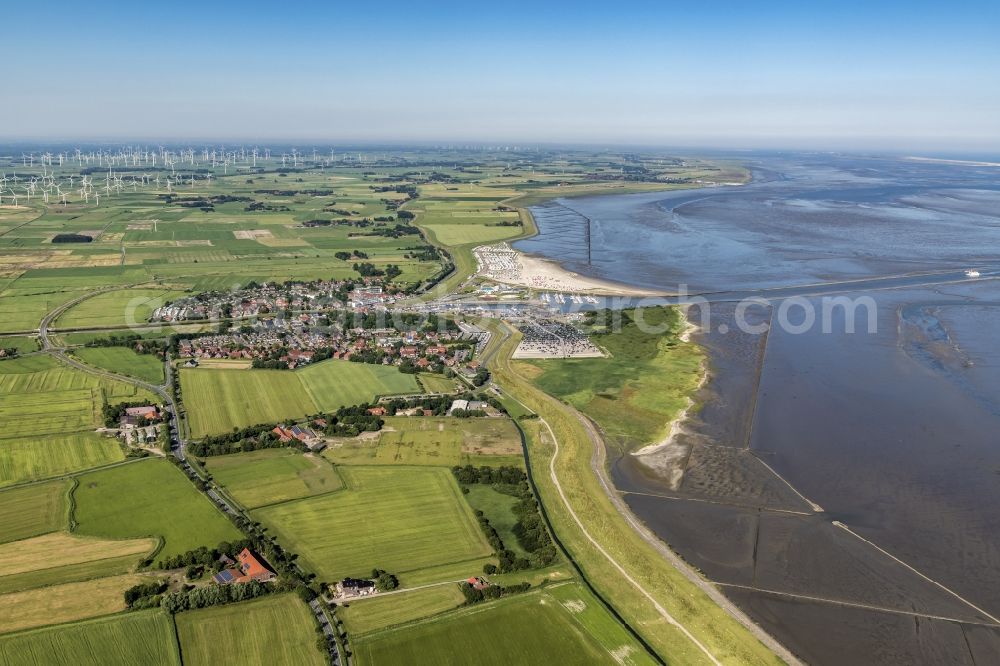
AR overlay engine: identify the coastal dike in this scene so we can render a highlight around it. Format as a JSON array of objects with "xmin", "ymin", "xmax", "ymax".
[{"xmin": 490, "ymin": 322, "xmax": 795, "ymax": 665}]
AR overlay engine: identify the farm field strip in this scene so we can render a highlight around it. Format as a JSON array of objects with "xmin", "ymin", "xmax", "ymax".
[
  {"xmin": 0, "ymin": 573, "xmax": 147, "ymax": 635},
  {"xmin": 339, "ymin": 583, "xmax": 466, "ymax": 636},
  {"xmin": 0, "ymin": 480, "xmax": 70, "ymax": 544},
  {"xmin": 55, "ymin": 288, "xmax": 188, "ymax": 329},
  {"xmin": 297, "ymin": 360, "xmax": 419, "ymax": 412},
  {"xmin": 323, "ymin": 416, "xmax": 524, "ymax": 468},
  {"xmin": 72, "ymin": 459, "xmax": 241, "ymax": 563},
  {"xmin": 0, "ymin": 609, "xmax": 181, "ymax": 666},
  {"xmin": 72, "ymin": 346, "xmax": 164, "ymax": 384},
  {"xmin": 174, "ymin": 593, "xmax": 326, "ymax": 666},
  {"xmin": 0, "ymin": 432, "xmax": 124, "ymax": 487},
  {"xmin": 203, "ymin": 448, "xmax": 343, "ymax": 509},
  {"xmin": 0, "ymin": 553, "xmax": 145, "ymax": 596},
  {"xmin": 352, "ymin": 585, "xmax": 657, "ymax": 666},
  {"xmin": 255, "ymin": 466, "xmax": 491, "ymax": 581},
  {"xmin": 0, "ymin": 532, "xmax": 154, "ymax": 578},
  {"xmin": 181, "ymin": 367, "xmax": 315, "ymax": 438},
  {"xmin": 182, "ymin": 359, "xmax": 420, "ymax": 437}
]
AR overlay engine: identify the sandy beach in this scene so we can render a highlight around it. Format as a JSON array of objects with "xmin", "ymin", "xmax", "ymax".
[{"xmin": 475, "ymin": 242, "xmax": 668, "ymax": 296}]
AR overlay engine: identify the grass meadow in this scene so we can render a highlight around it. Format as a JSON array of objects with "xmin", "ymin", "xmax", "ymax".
[
  {"xmin": 181, "ymin": 366, "xmax": 311, "ymax": 437},
  {"xmin": 353, "ymin": 584, "xmax": 657, "ymax": 666},
  {"xmin": 339, "ymin": 583, "xmax": 466, "ymax": 636},
  {"xmin": 415, "ymin": 372, "xmax": 459, "ymax": 394},
  {"xmin": 0, "ymin": 336, "xmax": 38, "ymax": 354},
  {"xmin": 0, "ymin": 532, "xmax": 153, "ymax": 595},
  {"xmin": 0, "ymin": 609, "xmax": 180, "ymax": 666},
  {"xmin": 297, "ymin": 360, "xmax": 419, "ymax": 412},
  {"xmin": 0, "ymin": 573, "xmax": 147, "ymax": 634},
  {"xmin": 73, "ymin": 459, "xmax": 241, "ymax": 562},
  {"xmin": 203, "ymin": 449, "xmax": 342, "ymax": 508},
  {"xmin": 0, "ymin": 432, "xmax": 123, "ymax": 489},
  {"xmin": 72, "ymin": 347, "xmax": 164, "ymax": 384},
  {"xmin": 323, "ymin": 417, "xmax": 523, "ymax": 468},
  {"xmin": 55, "ymin": 288, "xmax": 188, "ymax": 329},
  {"xmin": 525, "ymin": 307, "xmax": 705, "ymax": 455},
  {"xmin": 255, "ymin": 466, "xmax": 490, "ymax": 581},
  {"xmin": 182, "ymin": 360, "xmax": 419, "ymax": 437},
  {"xmin": 0, "ymin": 355, "xmax": 157, "ymax": 441},
  {"xmin": 462, "ymin": 484, "xmax": 530, "ymax": 557},
  {"xmin": 0, "ymin": 480, "xmax": 69, "ymax": 544},
  {"xmin": 175, "ymin": 594, "xmax": 325, "ymax": 666}
]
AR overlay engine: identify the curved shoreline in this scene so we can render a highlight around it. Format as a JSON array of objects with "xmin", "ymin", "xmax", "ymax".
[{"xmin": 490, "ymin": 322, "xmax": 795, "ymax": 664}]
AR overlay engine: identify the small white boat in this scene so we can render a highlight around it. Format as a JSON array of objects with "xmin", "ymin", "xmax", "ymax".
[{"xmin": 965, "ymin": 269, "xmax": 981, "ymax": 278}]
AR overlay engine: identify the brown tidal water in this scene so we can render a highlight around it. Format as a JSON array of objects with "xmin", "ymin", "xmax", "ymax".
[{"xmin": 524, "ymin": 154, "xmax": 1000, "ymax": 664}]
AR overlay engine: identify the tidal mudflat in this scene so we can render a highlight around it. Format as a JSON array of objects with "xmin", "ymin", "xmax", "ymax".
[{"xmin": 527, "ymin": 154, "xmax": 1000, "ymax": 663}]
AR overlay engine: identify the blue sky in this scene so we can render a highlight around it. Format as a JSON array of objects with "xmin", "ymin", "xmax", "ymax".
[{"xmin": 3, "ymin": 1, "xmax": 999, "ymax": 150}]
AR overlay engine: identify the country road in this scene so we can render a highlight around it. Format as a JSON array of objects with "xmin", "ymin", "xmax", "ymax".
[{"xmin": 37, "ymin": 286, "xmax": 190, "ymax": 464}]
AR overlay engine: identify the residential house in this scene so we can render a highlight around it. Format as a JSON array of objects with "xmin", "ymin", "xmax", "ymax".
[{"xmin": 212, "ymin": 548, "xmax": 276, "ymax": 585}]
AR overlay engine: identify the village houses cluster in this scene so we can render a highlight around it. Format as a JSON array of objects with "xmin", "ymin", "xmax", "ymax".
[
  {"xmin": 151, "ymin": 278, "xmax": 398, "ymax": 323},
  {"xmin": 178, "ymin": 323, "xmax": 471, "ymax": 371}
]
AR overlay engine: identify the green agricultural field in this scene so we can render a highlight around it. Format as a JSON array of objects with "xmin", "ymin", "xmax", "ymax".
[
  {"xmin": 353, "ymin": 585, "xmax": 657, "ymax": 666},
  {"xmin": 416, "ymin": 372, "xmax": 458, "ymax": 394},
  {"xmin": 340, "ymin": 583, "xmax": 466, "ymax": 636},
  {"xmin": 323, "ymin": 417, "xmax": 524, "ymax": 468},
  {"xmin": 0, "ymin": 532, "xmax": 155, "ymax": 595},
  {"xmin": 0, "ymin": 432, "xmax": 123, "ymax": 488},
  {"xmin": 0, "ymin": 480, "xmax": 69, "ymax": 544},
  {"xmin": 462, "ymin": 484, "xmax": 530, "ymax": 557},
  {"xmin": 0, "ymin": 288, "xmax": 84, "ymax": 333},
  {"xmin": 421, "ymin": 223, "xmax": 523, "ymax": 247},
  {"xmin": 182, "ymin": 360, "xmax": 419, "ymax": 437},
  {"xmin": 0, "ymin": 573, "xmax": 147, "ymax": 634},
  {"xmin": 0, "ymin": 336, "xmax": 38, "ymax": 354},
  {"xmin": 0, "ymin": 355, "xmax": 158, "ymax": 437},
  {"xmin": 255, "ymin": 466, "xmax": 491, "ymax": 581},
  {"xmin": 203, "ymin": 448, "xmax": 342, "ymax": 508},
  {"xmin": 526, "ymin": 307, "xmax": 705, "ymax": 455},
  {"xmin": 72, "ymin": 347, "xmax": 164, "ymax": 384},
  {"xmin": 73, "ymin": 459, "xmax": 241, "ymax": 563},
  {"xmin": 55, "ymin": 288, "xmax": 187, "ymax": 329},
  {"xmin": 181, "ymin": 367, "xmax": 314, "ymax": 438},
  {"xmin": 175, "ymin": 593, "xmax": 325, "ymax": 666},
  {"xmin": 0, "ymin": 609, "xmax": 180, "ymax": 666},
  {"xmin": 297, "ymin": 360, "xmax": 419, "ymax": 412},
  {"xmin": 57, "ymin": 323, "xmax": 209, "ymax": 346}
]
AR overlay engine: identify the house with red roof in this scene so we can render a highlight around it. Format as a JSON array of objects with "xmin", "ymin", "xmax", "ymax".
[{"xmin": 212, "ymin": 548, "xmax": 276, "ymax": 585}]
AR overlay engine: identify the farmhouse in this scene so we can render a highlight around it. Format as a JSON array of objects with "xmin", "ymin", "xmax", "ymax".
[
  {"xmin": 466, "ymin": 576, "xmax": 490, "ymax": 591},
  {"xmin": 212, "ymin": 548, "xmax": 276, "ymax": 585},
  {"xmin": 336, "ymin": 577, "xmax": 376, "ymax": 598},
  {"xmin": 120, "ymin": 405, "xmax": 160, "ymax": 428}
]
